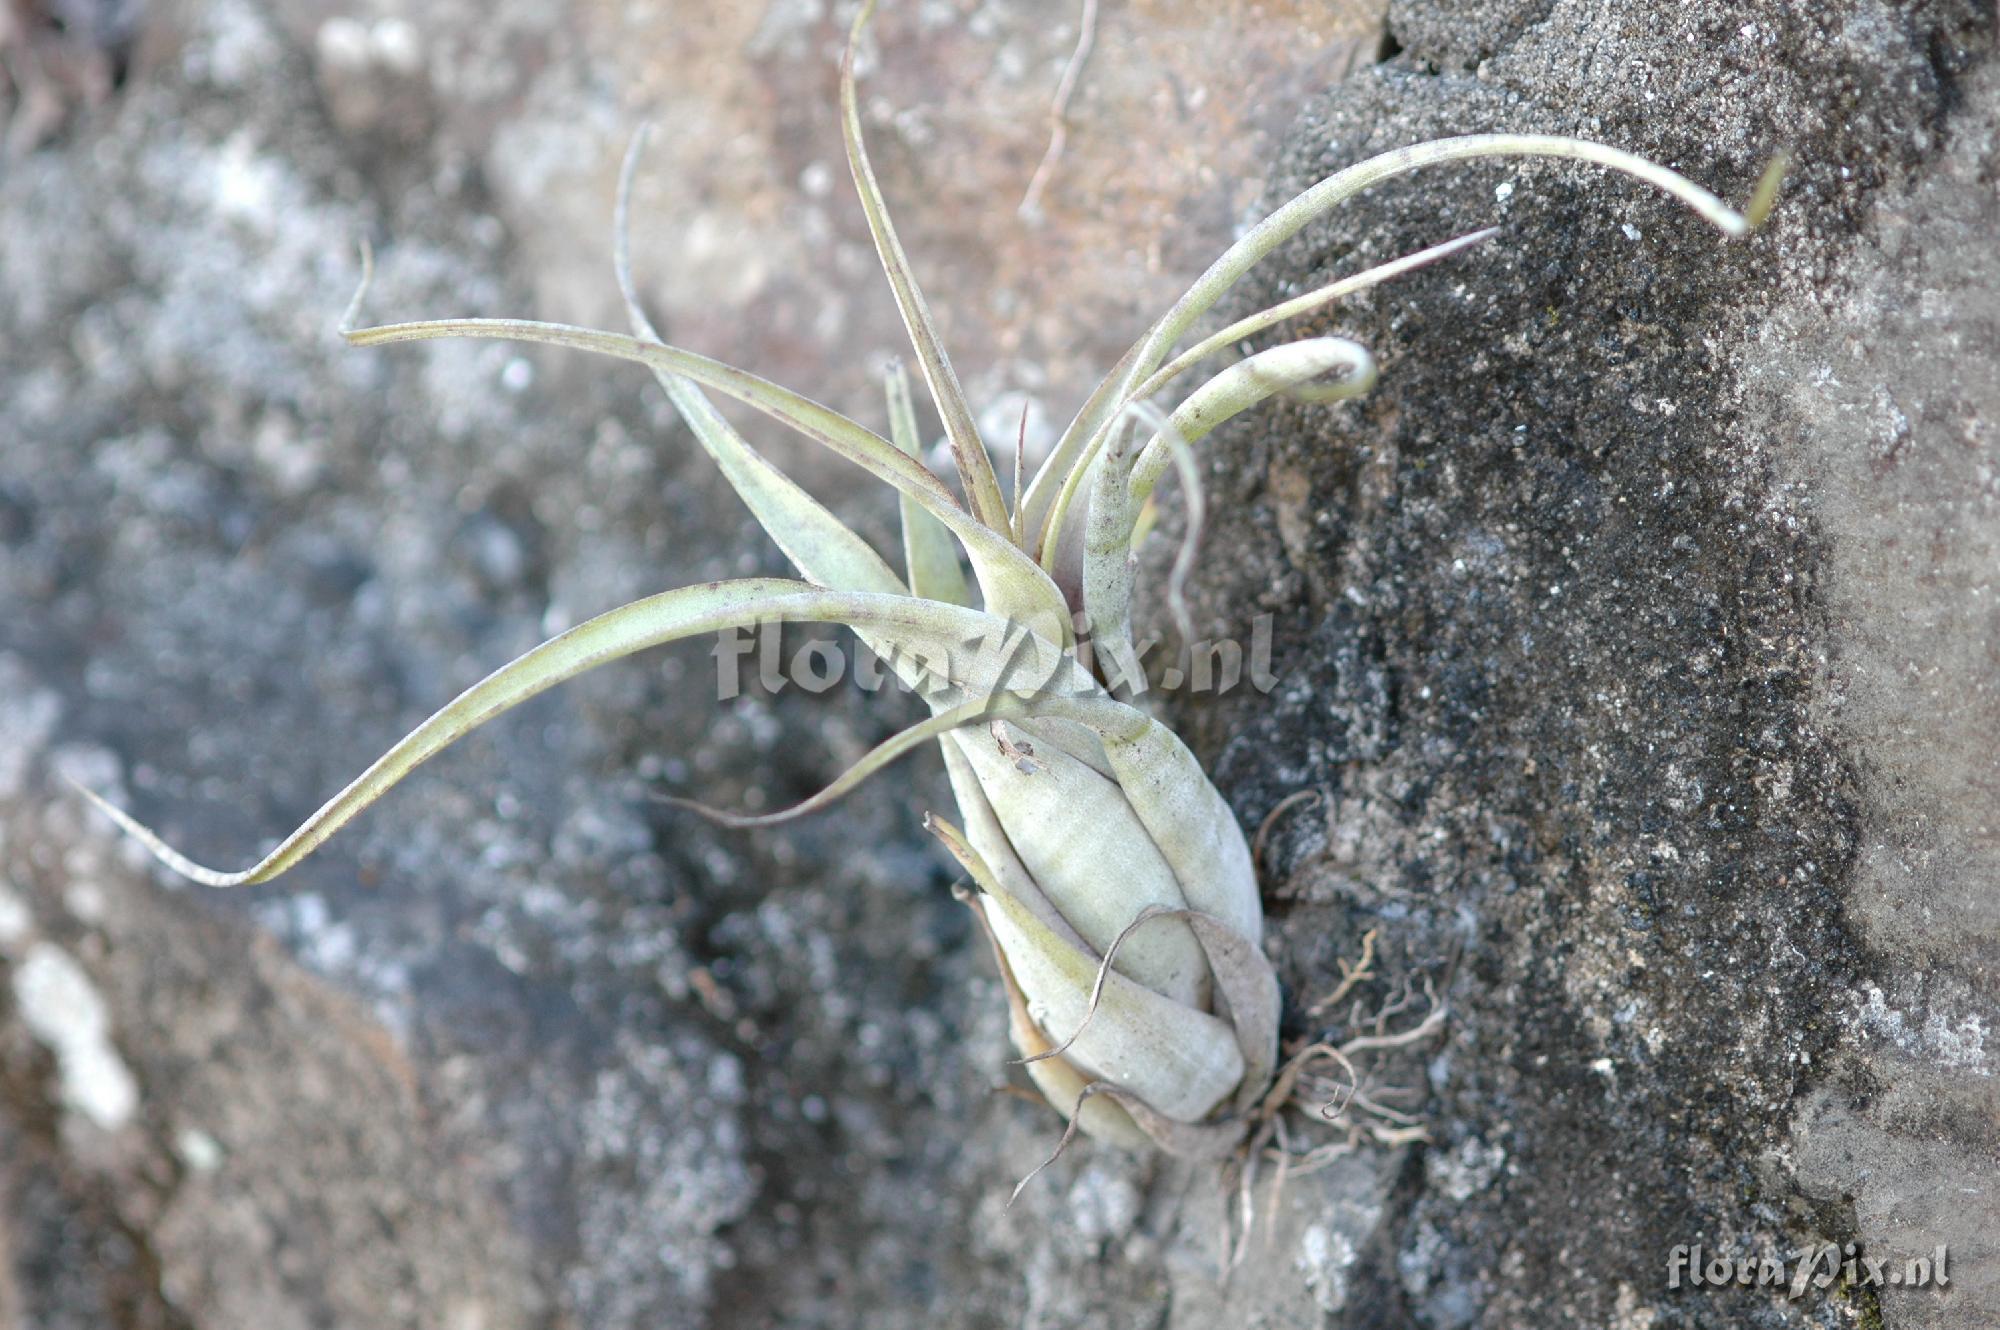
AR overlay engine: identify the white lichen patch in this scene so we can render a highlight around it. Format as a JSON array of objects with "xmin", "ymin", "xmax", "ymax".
[
  {"xmin": 176, "ymin": 1126, "xmax": 226, "ymax": 1173},
  {"xmin": 63, "ymin": 879, "xmax": 108, "ymax": 925},
  {"xmin": 1427, "ymin": 1134, "xmax": 1508, "ymax": 1202},
  {"xmin": 0, "ymin": 881, "xmax": 31, "ymax": 950},
  {"xmin": 1064, "ymin": 1165, "xmax": 1141, "ymax": 1243},
  {"xmin": 0, "ymin": 654, "xmax": 62, "ymax": 801},
  {"xmin": 1298, "ymin": 1221, "xmax": 1360, "ymax": 1314},
  {"xmin": 11, "ymin": 942, "xmax": 141, "ymax": 1131},
  {"xmin": 1611, "ymin": 1281, "xmax": 1660, "ymax": 1330},
  {"xmin": 1857, "ymin": 985, "xmax": 1992, "ymax": 1076}
]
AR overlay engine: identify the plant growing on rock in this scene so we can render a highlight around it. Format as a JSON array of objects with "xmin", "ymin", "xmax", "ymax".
[{"xmin": 79, "ymin": 3, "xmax": 1782, "ymax": 1168}]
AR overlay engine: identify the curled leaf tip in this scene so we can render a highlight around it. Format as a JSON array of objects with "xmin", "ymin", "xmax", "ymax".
[
  {"xmin": 845, "ymin": 0, "xmax": 878, "ymax": 65},
  {"xmin": 649, "ymin": 790, "xmax": 761, "ymax": 828},
  {"xmin": 1014, "ymin": 903, "xmax": 1179, "ymax": 1067},
  {"xmin": 1745, "ymin": 149, "xmax": 1792, "ymax": 232},
  {"xmin": 657, "ymin": 696, "xmax": 1019, "ymax": 830},
  {"xmin": 1009, "ymin": 1086, "xmax": 1094, "ymax": 1205},
  {"xmin": 613, "ymin": 121, "xmax": 661, "ymax": 340},
  {"xmin": 1285, "ymin": 343, "xmax": 1380, "ymax": 405},
  {"xmin": 339, "ymin": 237, "xmax": 376, "ymax": 338},
  {"xmin": 66, "ymin": 775, "xmax": 258, "ymax": 890}
]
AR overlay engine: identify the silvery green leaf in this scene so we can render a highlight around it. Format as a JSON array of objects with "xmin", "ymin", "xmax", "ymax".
[
  {"xmin": 885, "ymin": 360, "xmax": 972, "ymax": 607},
  {"xmin": 928, "ymin": 815, "xmax": 1244, "ymax": 1126},
  {"xmin": 1132, "ymin": 226, "xmax": 1499, "ymax": 402},
  {"xmin": 1026, "ymin": 696, "xmax": 1263, "ymax": 946},
  {"xmin": 664, "ymin": 692, "xmax": 1034, "ymax": 829},
  {"xmin": 1016, "ymin": 907, "xmax": 1276, "ymax": 1143},
  {"xmin": 1038, "ymin": 337, "xmax": 1372, "ymax": 572},
  {"xmin": 956, "ymin": 719, "xmax": 1210, "ymax": 1010},
  {"xmin": 1171, "ymin": 909, "xmax": 1280, "ymax": 1116},
  {"xmin": 614, "ymin": 127, "xmax": 907, "ymax": 598},
  {"xmin": 841, "ymin": 0, "xmax": 1010, "ymax": 534},
  {"xmin": 77, "ymin": 580, "xmax": 1054, "ymax": 887},
  {"xmin": 958, "ymin": 886, "xmax": 1151, "ymax": 1151},
  {"xmin": 1081, "ymin": 422, "xmax": 1141, "ymax": 694},
  {"xmin": 1024, "ymin": 134, "xmax": 1775, "ymax": 546},
  {"xmin": 343, "ymin": 316, "xmax": 1070, "ymax": 632},
  {"xmin": 937, "ymin": 737, "xmax": 1096, "ymax": 959},
  {"xmin": 1126, "ymin": 336, "xmax": 1375, "ymax": 509}
]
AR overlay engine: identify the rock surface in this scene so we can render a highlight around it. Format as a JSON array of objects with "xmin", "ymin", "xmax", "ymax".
[{"xmin": 1, "ymin": 0, "xmax": 1994, "ymax": 1328}]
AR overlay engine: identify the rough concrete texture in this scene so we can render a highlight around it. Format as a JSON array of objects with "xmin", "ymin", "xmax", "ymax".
[{"xmin": 0, "ymin": 0, "xmax": 1994, "ymax": 1328}]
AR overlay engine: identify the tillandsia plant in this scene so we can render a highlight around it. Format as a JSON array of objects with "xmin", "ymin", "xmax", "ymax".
[{"xmin": 79, "ymin": 3, "xmax": 1785, "ymax": 1168}]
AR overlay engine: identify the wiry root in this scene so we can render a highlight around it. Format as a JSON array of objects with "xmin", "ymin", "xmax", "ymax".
[
  {"xmin": 1306, "ymin": 925, "xmax": 1376, "ymax": 1017},
  {"xmin": 1017, "ymin": 0, "xmax": 1098, "ymax": 220},
  {"xmin": 1219, "ymin": 956, "xmax": 1447, "ymax": 1271},
  {"xmin": 1007, "ymin": 1079, "xmax": 1123, "ymax": 1207},
  {"xmin": 998, "ymin": 926, "xmax": 1447, "ymax": 1278},
  {"xmin": 1252, "ymin": 788, "xmax": 1323, "ymax": 873}
]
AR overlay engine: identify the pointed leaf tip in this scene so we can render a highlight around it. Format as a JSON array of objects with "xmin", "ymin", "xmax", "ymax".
[
  {"xmin": 339, "ymin": 237, "xmax": 375, "ymax": 337},
  {"xmin": 67, "ymin": 776, "xmax": 261, "ymax": 889},
  {"xmin": 849, "ymin": 0, "xmax": 879, "ymax": 47},
  {"xmin": 658, "ymin": 694, "xmax": 1029, "ymax": 830},
  {"xmin": 1745, "ymin": 149, "xmax": 1792, "ymax": 232},
  {"xmin": 839, "ymin": 0, "xmax": 1011, "ymax": 534}
]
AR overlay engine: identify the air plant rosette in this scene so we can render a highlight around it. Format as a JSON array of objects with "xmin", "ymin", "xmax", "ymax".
[{"xmin": 78, "ymin": 2, "xmax": 1784, "ymax": 1180}]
